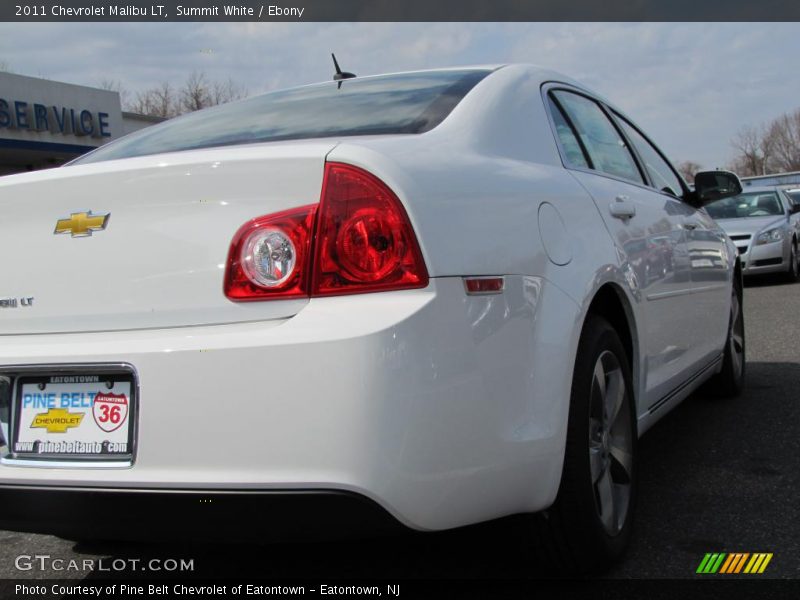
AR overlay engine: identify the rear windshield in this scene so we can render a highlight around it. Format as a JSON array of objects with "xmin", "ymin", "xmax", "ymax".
[{"xmin": 75, "ymin": 69, "xmax": 492, "ymax": 164}]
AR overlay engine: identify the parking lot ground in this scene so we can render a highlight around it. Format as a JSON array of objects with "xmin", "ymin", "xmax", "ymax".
[{"xmin": 1, "ymin": 277, "xmax": 799, "ymax": 581}]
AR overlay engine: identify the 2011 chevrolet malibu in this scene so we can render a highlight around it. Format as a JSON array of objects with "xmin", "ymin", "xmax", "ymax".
[
  {"xmin": 0, "ymin": 65, "xmax": 746, "ymax": 573},
  {"xmin": 704, "ymin": 186, "xmax": 800, "ymax": 281}
]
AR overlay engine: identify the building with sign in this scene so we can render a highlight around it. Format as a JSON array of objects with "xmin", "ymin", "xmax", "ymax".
[{"xmin": 0, "ymin": 71, "xmax": 161, "ymax": 176}]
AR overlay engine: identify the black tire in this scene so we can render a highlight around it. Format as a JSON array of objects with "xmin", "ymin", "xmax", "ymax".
[
  {"xmin": 530, "ymin": 316, "xmax": 637, "ymax": 574},
  {"xmin": 703, "ymin": 273, "xmax": 745, "ymax": 397},
  {"xmin": 785, "ymin": 239, "xmax": 799, "ymax": 283}
]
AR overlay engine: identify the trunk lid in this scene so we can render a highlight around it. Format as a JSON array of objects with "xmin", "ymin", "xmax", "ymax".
[{"xmin": 0, "ymin": 141, "xmax": 336, "ymax": 334}]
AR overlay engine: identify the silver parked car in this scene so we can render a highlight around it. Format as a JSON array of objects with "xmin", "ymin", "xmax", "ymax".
[
  {"xmin": 705, "ymin": 186, "xmax": 800, "ymax": 281},
  {"xmin": 786, "ymin": 188, "xmax": 800, "ymax": 207}
]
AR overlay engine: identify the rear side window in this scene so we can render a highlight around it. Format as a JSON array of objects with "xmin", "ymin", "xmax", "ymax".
[
  {"xmin": 75, "ymin": 69, "xmax": 492, "ymax": 164},
  {"xmin": 547, "ymin": 96, "xmax": 590, "ymax": 169},
  {"xmin": 615, "ymin": 116, "xmax": 685, "ymax": 197},
  {"xmin": 552, "ymin": 91, "xmax": 644, "ymax": 185}
]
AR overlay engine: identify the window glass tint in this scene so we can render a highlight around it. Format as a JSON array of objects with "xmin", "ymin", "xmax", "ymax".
[
  {"xmin": 786, "ymin": 190, "xmax": 800, "ymax": 205},
  {"xmin": 547, "ymin": 96, "xmax": 589, "ymax": 168},
  {"xmin": 552, "ymin": 91, "xmax": 643, "ymax": 184},
  {"xmin": 75, "ymin": 69, "xmax": 492, "ymax": 164},
  {"xmin": 616, "ymin": 117, "xmax": 684, "ymax": 197}
]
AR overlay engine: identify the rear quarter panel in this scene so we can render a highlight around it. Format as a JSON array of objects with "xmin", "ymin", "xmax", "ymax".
[
  {"xmin": 326, "ymin": 65, "xmax": 623, "ymax": 303},
  {"xmin": 327, "ymin": 66, "xmax": 653, "ymax": 427}
]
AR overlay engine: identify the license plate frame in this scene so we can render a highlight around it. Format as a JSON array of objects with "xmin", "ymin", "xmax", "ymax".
[{"xmin": 9, "ymin": 366, "xmax": 137, "ymax": 463}]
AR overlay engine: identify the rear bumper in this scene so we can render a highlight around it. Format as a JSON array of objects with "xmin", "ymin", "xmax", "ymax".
[
  {"xmin": 0, "ymin": 485, "xmax": 406, "ymax": 542},
  {"xmin": 0, "ymin": 277, "xmax": 578, "ymax": 535}
]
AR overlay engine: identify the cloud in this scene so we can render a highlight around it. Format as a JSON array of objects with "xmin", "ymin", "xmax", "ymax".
[{"xmin": 0, "ymin": 22, "xmax": 798, "ymax": 168}]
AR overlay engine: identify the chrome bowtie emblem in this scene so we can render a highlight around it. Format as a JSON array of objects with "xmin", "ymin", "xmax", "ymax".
[{"xmin": 54, "ymin": 211, "xmax": 110, "ymax": 237}]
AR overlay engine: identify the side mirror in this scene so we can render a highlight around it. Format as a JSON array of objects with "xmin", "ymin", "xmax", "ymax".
[
  {"xmin": 791, "ymin": 203, "xmax": 800, "ymax": 215},
  {"xmin": 690, "ymin": 170, "xmax": 743, "ymax": 207}
]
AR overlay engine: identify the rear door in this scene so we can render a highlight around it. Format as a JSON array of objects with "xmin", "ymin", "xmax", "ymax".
[
  {"xmin": 611, "ymin": 113, "xmax": 730, "ymax": 370},
  {"xmin": 545, "ymin": 88, "xmax": 696, "ymax": 410}
]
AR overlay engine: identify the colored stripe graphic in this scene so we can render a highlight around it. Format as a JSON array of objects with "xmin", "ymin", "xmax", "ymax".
[
  {"xmin": 698, "ymin": 552, "xmax": 772, "ymax": 574},
  {"xmin": 733, "ymin": 553, "xmax": 750, "ymax": 573},
  {"xmin": 710, "ymin": 553, "xmax": 726, "ymax": 573},
  {"xmin": 758, "ymin": 554, "xmax": 773, "ymax": 573},
  {"xmin": 744, "ymin": 553, "xmax": 774, "ymax": 574},
  {"xmin": 696, "ymin": 553, "xmax": 713, "ymax": 573},
  {"xmin": 720, "ymin": 553, "xmax": 736, "ymax": 573},
  {"xmin": 719, "ymin": 553, "xmax": 748, "ymax": 573},
  {"xmin": 697, "ymin": 553, "xmax": 727, "ymax": 573},
  {"xmin": 745, "ymin": 554, "xmax": 761, "ymax": 574}
]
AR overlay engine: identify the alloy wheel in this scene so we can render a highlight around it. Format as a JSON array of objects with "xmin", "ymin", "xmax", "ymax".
[
  {"xmin": 729, "ymin": 288, "xmax": 745, "ymax": 381},
  {"xmin": 588, "ymin": 351, "xmax": 633, "ymax": 536}
]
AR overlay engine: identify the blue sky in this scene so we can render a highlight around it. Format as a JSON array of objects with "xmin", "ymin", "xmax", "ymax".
[{"xmin": 1, "ymin": 22, "xmax": 799, "ymax": 168}]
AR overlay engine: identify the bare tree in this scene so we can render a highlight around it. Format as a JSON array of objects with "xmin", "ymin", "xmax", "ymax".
[
  {"xmin": 676, "ymin": 160, "xmax": 703, "ymax": 183},
  {"xmin": 98, "ymin": 78, "xmax": 130, "ymax": 108},
  {"xmin": 128, "ymin": 82, "xmax": 177, "ymax": 118},
  {"xmin": 178, "ymin": 71, "xmax": 246, "ymax": 113},
  {"xmin": 730, "ymin": 125, "xmax": 770, "ymax": 177},
  {"xmin": 766, "ymin": 109, "xmax": 800, "ymax": 172},
  {"xmin": 179, "ymin": 71, "xmax": 210, "ymax": 113},
  {"xmin": 123, "ymin": 71, "xmax": 247, "ymax": 118},
  {"xmin": 0, "ymin": 59, "xmax": 11, "ymax": 72},
  {"xmin": 728, "ymin": 107, "xmax": 800, "ymax": 176},
  {"xmin": 210, "ymin": 77, "xmax": 247, "ymax": 106}
]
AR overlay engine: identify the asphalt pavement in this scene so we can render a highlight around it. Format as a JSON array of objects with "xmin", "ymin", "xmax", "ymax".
[{"xmin": 1, "ymin": 275, "xmax": 798, "ymax": 581}]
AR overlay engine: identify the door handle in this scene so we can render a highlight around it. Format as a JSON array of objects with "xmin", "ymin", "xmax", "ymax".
[
  {"xmin": 683, "ymin": 221, "xmax": 698, "ymax": 231},
  {"xmin": 609, "ymin": 196, "xmax": 635, "ymax": 220}
]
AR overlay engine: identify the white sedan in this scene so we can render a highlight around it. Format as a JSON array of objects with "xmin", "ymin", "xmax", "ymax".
[{"xmin": 0, "ymin": 64, "xmax": 745, "ymax": 573}]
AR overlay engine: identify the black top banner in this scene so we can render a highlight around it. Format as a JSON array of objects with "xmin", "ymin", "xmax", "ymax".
[{"xmin": 2, "ymin": 0, "xmax": 799, "ymax": 22}]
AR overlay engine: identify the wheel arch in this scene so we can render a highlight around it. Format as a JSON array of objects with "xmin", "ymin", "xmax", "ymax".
[
  {"xmin": 734, "ymin": 255, "xmax": 743, "ymax": 284},
  {"xmin": 582, "ymin": 283, "xmax": 642, "ymax": 416}
]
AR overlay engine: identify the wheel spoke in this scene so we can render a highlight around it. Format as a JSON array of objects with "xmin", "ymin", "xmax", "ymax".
[
  {"xmin": 731, "ymin": 290, "xmax": 744, "ymax": 358},
  {"xmin": 605, "ymin": 368, "xmax": 625, "ymax": 425},
  {"xmin": 593, "ymin": 360, "xmax": 606, "ymax": 403},
  {"xmin": 609, "ymin": 442, "xmax": 633, "ymax": 483},
  {"xmin": 596, "ymin": 469, "xmax": 615, "ymax": 532},
  {"xmin": 732, "ymin": 332, "xmax": 744, "ymax": 353},
  {"xmin": 589, "ymin": 445, "xmax": 604, "ymax": 483}
]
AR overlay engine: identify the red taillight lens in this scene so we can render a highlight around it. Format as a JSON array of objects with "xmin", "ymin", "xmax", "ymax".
[
  {"xmin": 224, "ymin": 204, "xmax": 317, "ymax": 301},
  {"xmin": 312, "ymin": 163, "xmax": 428, "ymax": 296},
  {"xmin": 224, "ymin": 163, "xmax": 428, "ymax": 302}
]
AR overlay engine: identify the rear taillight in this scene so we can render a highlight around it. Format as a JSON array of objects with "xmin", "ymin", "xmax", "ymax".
[
  {"xmin": 312, "ymin": 163, "xmax": 428, "ymax": 296},
  {"xmin": 224, "ymin": 204, "xmax": 317, "ymax": 301},
  {"xmin": 224, "ymin": 162, "xmax": 428, "ymax": 302}
]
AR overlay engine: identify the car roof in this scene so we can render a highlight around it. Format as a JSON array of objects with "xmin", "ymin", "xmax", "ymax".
[
  {"xmin": 288, "ymin": 63, "xmax": 587, "ymax": 95},
  {"xmin": 289, "ymin": 64, "xmax": 505, "ymax": 90}
]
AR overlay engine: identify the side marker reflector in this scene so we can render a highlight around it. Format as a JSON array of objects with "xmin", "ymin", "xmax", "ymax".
[{"xmin": 464, "ymin": 277, "xmax": 504, "ymax": 295}]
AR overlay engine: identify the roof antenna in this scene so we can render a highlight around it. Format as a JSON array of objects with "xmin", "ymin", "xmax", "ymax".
[{"xmin": 332, "ymin": 53, "xmax": 356, "ymax": 88}]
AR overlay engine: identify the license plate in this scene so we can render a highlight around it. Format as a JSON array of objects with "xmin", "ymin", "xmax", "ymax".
[{"xmin": 12, "ymin": 372, "xmax": 135, "ymax": 461}]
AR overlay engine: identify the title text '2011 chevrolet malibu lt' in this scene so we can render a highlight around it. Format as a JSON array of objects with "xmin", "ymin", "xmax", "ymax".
[{"xmin": 0, "ymin": 65, "xmax": 746, "ymax": 573}]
